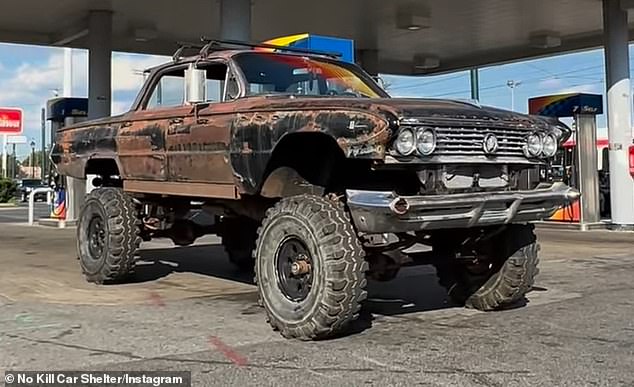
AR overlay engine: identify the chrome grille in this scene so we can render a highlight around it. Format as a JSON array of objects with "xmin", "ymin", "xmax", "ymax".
[{"xmin": 433, "ymin": 126, "xmax": 529, "ymax": 157}]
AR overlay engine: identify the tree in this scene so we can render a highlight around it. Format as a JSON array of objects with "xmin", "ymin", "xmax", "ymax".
[
  {"xmin": 21, "ymin": 150, "xmax": 46, "ymax": 169},
  {"xmin": 0, "ymin": 178, "xmax": 17, "ymax": 203}
]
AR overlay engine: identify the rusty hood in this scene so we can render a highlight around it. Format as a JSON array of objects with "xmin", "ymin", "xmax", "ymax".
[{"xmin": 233, "ymin": 95, "xmax": 551, "ymax": 127}]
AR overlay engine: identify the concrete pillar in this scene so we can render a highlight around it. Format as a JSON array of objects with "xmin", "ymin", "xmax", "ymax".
[
  {"xmin": 220, "ymin": 0, "xmax": 251, "ymax": 41},
  {"xmin": 603, "ymin": 0, "xmax": 634, "ymax": 226},
  {"xmin": 88, "ymin": 10, "xmax": 112, "ymax": 120},
  {"xmin": 575, "ymin": 114, "xmax": 601, "ymax": 229}
]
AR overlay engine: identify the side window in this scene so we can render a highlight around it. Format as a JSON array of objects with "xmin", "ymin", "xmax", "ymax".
[
  {"xmin": 144, "ymin": 63, "xmax": 235, "ymax": 110},
  {"xmin": 146, "ymin": 72, "xmax": 185, "ymax": 109}
]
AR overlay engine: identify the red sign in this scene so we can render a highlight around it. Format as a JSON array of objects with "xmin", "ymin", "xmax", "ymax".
[{"xmin": 0, "ymin": 108, "xmax": 23, "ymax": 135}]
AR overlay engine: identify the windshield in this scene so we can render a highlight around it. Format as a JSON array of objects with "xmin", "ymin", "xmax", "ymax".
[
  {"xmin": 21, "ymin": 179, "xmax": 42, "ymax": 187},
  {"xmin": 233, "ymin": 52, "xmax": 385, "ymax": 98}
]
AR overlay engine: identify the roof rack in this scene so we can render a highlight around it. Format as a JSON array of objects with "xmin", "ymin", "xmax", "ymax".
[{"xmin": 172, "ymin": 37, "xmax": 342, "ymax": 62}]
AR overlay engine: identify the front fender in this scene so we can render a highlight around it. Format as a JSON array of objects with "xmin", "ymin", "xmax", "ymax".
[{"xmin": 230, "ymin": 109, "xmax": 392, "ymax": 194}]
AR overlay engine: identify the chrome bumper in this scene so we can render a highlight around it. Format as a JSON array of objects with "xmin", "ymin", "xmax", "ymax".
[{"xmin": 346, "ymin": 182, "xmax": 580, "ymax": 233}]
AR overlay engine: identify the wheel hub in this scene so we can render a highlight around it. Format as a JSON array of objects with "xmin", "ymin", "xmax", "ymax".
[
  {"xmin": 276, "ymin": 237, "xmax": 314, "ymax": 302},
  {"xmin": 87, "ymin": 215, "xmax": 106, "ymax": 260}
]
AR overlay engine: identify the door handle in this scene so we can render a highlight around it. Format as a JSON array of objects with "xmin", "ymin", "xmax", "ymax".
[
  {"xmin": 169, "ymin": 118, "xmax": 184, "ymax": 125},
  {"xmin": 121, "ymin": 121, "xmax": 133, "ymax": 128}
]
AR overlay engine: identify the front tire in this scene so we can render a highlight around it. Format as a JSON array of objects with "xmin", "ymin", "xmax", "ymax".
[
  {"xmin": 434, "ymin": 224, "xmax": 539, "ymax": 310},
  {"xmin": 77, "ymin": 187, "xmax": 141, "ymax": 284},
  {"xmin": 255, "ymin": 195, "xmax": 368, "ymax": 340}
]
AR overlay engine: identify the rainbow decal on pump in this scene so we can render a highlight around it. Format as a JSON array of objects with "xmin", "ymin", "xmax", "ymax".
[
  {"xmin": 261, "ymin": 33, "xmax": 310, "ymax": 50},
  {"xmin": 528, "ymin": 94, "xmax": 575, "ymax": 116},
  {"xmin": 528, "ymin": 93, "xmax": 603, "ymax": 118},
  {"xmin": 257, "ymin": 34, "xmax": 355, "ymax": 63}
]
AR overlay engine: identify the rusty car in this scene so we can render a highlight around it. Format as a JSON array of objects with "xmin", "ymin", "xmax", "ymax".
[{"xmin": 51, "ymin": 40, "xmax": 580, "ymax": 340}]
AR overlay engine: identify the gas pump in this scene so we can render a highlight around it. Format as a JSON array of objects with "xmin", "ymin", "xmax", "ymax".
[
  {"xmin": 528, "ymin": 93, "xmax": 604, "ymax": 230},
  {"xmin": 46, "ymin": 97, "xmax": 88, "ymax": 225}
]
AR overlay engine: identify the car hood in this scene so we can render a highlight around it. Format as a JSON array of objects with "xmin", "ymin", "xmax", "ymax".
[{"xmin": 237, "ymin": 95, "xmax": 550, "ymax": 127}]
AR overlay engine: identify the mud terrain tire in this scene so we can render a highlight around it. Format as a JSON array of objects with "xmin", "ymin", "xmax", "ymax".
[
  {"xmin": 220, "ymin": 217, "xmax": 258, "ymax": 271},
  {"xmin": 255, "ymin": 195, "xmax": 368, "ymax": 340},
  {"xmin": 434, "ymin": 224, "xmax": 539, "ymax": 310},
  {"xmin": 77, "ymin": 187, "xmax": 141, "ymax": 284}
]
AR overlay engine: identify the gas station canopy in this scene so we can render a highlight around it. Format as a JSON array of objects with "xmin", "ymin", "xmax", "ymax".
[
  {"xmin": 2, "ymin": 0, "xmax": 634, "ymax": 228},
  {"xmin": 0, "ymin": 0, "xmax": 630, "ymax": 74}
]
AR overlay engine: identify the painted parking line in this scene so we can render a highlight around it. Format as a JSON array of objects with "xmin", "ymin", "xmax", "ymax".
[{"xmin": 208, "ymin": 336, "xmax": 249, "ymax": 367}]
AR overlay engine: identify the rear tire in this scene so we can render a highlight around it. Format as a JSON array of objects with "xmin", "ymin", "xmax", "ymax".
[
  {"xmin": 77, "ymin": 187, "xmax": 141, "ymax": 284},
  {"xmin": 434, "ymin": 224, "xmax": 539, "ymax": 310},
  {"xmin": 219, "ymin": 216, "xmax": 258, "ymax": 271},
  {"xmin": 255, "ymin": 195, "xmax": 368, "ymax": 340}
]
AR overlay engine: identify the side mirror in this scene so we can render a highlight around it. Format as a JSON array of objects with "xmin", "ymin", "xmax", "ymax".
[{"xmin": 184, "ymin": 63, "xmax": 207, "ymax": 104}]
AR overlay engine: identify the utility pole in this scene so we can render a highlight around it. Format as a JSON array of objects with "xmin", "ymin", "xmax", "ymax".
[
  {"xmin": 30, "ymin": 139, "xmax": 36, "ymax": 179},
  {"xmin": 41, "ymin": 108, "xmax": 46, "ymax": 181},
  {"xmin": 506, "ymin": 80, "xmax": 522, "ymax": 111},
  {"xmin": 11, "ymin": 143, "xmax": 16, "ymax": 179},
  {"xmin": 1, "ymin": 135, "xmax": 6, "ymax": 179},
  {"xmin": 470, "ymin": 68, "xmax": 480, "ymax": 101}
]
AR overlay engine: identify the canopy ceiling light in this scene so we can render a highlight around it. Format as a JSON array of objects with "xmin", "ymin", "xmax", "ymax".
[
  {"xmin": 396, "ymin": 5, "xmax": 431, "ymax": 31},
  {"xmin": 133, "ymin": 27, "xmax": 158, "ymax": 42},
  {"xmin": 414, "ymin": 54, "xmax": 440, "ymax": 71},
  {"xmin": 529, "ymin": 31, "xmax": 562, "ymax": 49}
]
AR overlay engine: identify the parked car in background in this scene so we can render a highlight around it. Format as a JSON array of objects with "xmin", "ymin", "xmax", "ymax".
[{"xmin": 17, "ymin": 179, "xmax": 48, "ymax": 202}]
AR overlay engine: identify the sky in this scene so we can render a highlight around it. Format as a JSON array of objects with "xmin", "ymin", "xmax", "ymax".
[{"xmin": 0, "ymin": 42, "xmax": 632, "ymax": 158}]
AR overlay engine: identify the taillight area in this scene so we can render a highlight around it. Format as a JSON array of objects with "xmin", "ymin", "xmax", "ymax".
[{"xmin": 629, "ymin": 145, "xmax": 634, "ymax": 177}]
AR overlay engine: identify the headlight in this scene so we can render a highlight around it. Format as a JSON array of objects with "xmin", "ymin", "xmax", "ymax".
[
  {"xmin": 416, "ymin": 128, "xmax": 436, "ymax": 156},
  {"xmin": 542, "ymin": 133, "xmax": 558, "ymax": 157},
  {"xmin": 525, "ymin": 133, "xmax": 543, "ymax": 157},
  {"xmin": 394, "ymin": 129, "xmax": 416, "ymax": 156}
]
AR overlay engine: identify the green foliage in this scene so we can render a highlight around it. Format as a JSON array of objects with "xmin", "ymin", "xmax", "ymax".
[
  {"xmin": 0, "ymin": 178, "xmax": 17, "ymax": 203},
  {"xmin": 21, "ymin": 150, "xmax": 46, "ymax": 168}
]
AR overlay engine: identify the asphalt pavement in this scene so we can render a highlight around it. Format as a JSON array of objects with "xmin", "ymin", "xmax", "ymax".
[
  {"xmin": 0, "ymin": 202, "xmax": 51, "ymax": 224},
  {"xmin": 0, "ymin": 222, "xmax": 632, "ymax": 386}
]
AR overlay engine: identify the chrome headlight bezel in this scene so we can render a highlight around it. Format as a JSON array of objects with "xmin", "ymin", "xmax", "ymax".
[
  {"xmin": 415, "ymin": 128, "xmax": 437, "ymax": 156},
  {"xmin": 542, "ymin": 133, "xmax": 558, "ymax": 158},
  {"xmin": 394, "ymin": 128, "xmax": 416, "ymax": 156},
  {"xmin": 524, "ymin": 132, "xmax": 544, "ymax": 158}
]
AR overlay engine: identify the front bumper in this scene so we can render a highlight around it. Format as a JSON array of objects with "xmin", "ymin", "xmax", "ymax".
[{"xmin": 346, "ymin": 182, "xmax": 580, "ymax": 233}]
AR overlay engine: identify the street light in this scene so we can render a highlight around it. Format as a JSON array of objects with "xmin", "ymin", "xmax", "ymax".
[
  {"xmin": 507, "ymin": 80, "xmax": 522, "ymax": 111},
  {"xmin": 30, "ymin": 139, "xmax": 36, "ymax": 179}
]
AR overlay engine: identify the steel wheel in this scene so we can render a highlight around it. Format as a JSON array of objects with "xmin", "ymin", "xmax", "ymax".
[
  {"xmin": 87, "ymin": 215, "xmax": 107, "ymax": 260},
  {"xmin": 275, "ymin": 237, "xmax": 313, "ymax": 301}
]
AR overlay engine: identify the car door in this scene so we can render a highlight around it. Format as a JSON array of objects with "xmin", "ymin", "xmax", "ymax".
[
  {"xmin": 117, "ymin": 66, "xmax": 190, "ymax": 181},
  {"xmin": 165, "ymin": 61, "xmax": 237, "ymax": 185}
]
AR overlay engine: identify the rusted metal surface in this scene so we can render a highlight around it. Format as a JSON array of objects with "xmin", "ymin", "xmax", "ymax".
[
  {"xmin": 50, "ymin": 49, "xmax": 559, "ymax": 200},
  {"xmin": 123, "ymin": 180, "xmax": 239, "ymax": 199}
]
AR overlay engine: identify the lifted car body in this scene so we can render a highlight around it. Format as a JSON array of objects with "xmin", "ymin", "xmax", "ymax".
[{"xmin": 51, "ymin": 41, "xmax": 579, "ymax": 340}]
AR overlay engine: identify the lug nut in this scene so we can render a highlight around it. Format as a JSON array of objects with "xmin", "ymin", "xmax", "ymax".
[{"xmin": 291, "ymin": 260, "xmax": 311, "ymax": 276}]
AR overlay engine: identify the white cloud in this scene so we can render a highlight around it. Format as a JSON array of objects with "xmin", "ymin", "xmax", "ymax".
[
  {"xmin": 112, "ymin": 53, "xmax": 168, "ymax": 92},
  {"xmin": 0, "ymin": 48, "xmax": 170, "ymax": 156},
  {"xmin": 538, "ymin": 77, "xmax": 563, "ymax": 90},
  {"xmin": 555, "ymin": 83, "xmax": 602, "ymax": 95}
]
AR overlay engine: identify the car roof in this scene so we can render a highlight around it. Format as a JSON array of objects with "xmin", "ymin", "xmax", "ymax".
[{"xmin": 144, "ymin": 49, "xmax": 342, "ymax": 75}]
